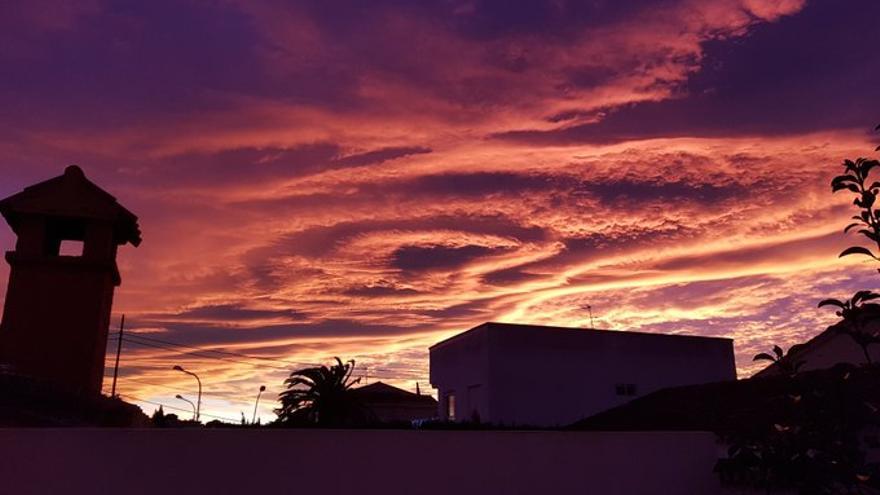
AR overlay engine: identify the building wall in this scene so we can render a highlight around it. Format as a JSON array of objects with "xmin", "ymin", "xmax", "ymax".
[
  {"xmin": 429, "ymin": 326, "xmax": 491, "ymax": 422},
  {"xmin": 431, "ymin": 324, "xmax": 736, "ymax": 426},
  {"xmin": 363, "ymin": 402, "xmax": 438, "ymax": 423},
  {"xmin": 0, "ymin": 256, "xmax": 116, "ymax": 394},
  {"xmin": 0, "ymin": 429, "xmax": 725, "ymax": 495}
]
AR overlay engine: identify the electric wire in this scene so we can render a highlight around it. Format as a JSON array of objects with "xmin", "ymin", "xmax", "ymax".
[
  {"xmin": 113, "ymin": 333, "xmax": 417, "ymax": 379},
  {"xmin": 117, "ymin": 393, "xmax": 239, "ymax": 423}
]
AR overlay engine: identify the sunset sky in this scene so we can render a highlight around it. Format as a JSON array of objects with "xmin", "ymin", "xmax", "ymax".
[{"xmin": 1, "ymin": 0, "xmax": 878, "ymax": 422}]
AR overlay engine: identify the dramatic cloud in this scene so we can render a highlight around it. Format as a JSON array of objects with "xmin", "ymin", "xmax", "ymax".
[{"xmin": 0, "ymin": 0, "xmax": 877, "ymax": 421}]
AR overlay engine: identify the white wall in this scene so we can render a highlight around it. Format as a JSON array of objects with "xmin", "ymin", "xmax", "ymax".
[
  {"xmin": 0, "ymin": 429, "xmax": 725, "ymax": 495},
  {"xmin": 431, "ymin": 323, "xmax": 737, "ymax": 426},
  {"xmin": 429, "ymin": 325, "xmax": 490, "ymax": 422}
]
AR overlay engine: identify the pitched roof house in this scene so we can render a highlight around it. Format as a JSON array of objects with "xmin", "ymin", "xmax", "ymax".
[
  {"xmin": 350, "ymin": 381, "xmax": 438, "ymax": 424},
  {"xmin": 756, "ymin": 304, "xmax": 880, "ymax": 377}
]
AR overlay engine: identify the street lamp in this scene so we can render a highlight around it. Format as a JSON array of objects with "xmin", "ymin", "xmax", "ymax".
[
  {"xmin": 175, "ymin": 394, "xmax": 197, "ymax": 421},
  {"xmin": 252, "ymin": 385, "xmax": 266, "ymax": 425},
  {"xmin": 173, "ymin": 365, "xmax": 201, "ymax": 422}
]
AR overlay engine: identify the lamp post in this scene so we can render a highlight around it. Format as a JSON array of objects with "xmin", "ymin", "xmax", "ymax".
[
  {"xmin": 252, "ymin": 385, "xmax": 266, "ymax": 425},
  {"xmin": 173, "ymin": 365, "xmax": 201, "ymax": 422},
  {"xmin": 175, "ymin": 394, "xmax": 197, "ymax": 421}
]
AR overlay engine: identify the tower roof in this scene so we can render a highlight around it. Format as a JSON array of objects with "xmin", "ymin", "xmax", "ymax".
[{"xmin": 0, "ymin": 165, "xmax": 141, "ymax": 246}]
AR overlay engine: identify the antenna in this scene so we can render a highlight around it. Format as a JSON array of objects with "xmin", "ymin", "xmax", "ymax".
[{"xmin": 587, "ymin": 305, "xmax": 595, "ymax": 330}]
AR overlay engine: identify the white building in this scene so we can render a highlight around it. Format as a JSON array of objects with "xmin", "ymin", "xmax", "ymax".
[{"xmin": 429, "ymin": 322, "xmax": 736, "ymax": 427}]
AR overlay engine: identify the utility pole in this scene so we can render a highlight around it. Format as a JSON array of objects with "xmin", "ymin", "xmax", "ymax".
[
  {"xmin": 110, "ymin": 314, "xmax": 125, "ymax": 397},
  {"xmin": 587, "ymin": 305, "xmax": 595, "ymax": 330}
]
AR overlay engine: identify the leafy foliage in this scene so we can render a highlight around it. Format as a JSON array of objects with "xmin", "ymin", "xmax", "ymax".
[
  {"xmin": 151, "ymin": 405, "xmax": 165, "ymax": 425},
  {"xmin": 753, "ymin": 344, "xmax": 806, "ymax": 377},
  {"xmin": 150, "ymin": 405, "xmax": 184, "ymax": 427},
  {"xmin": 716, "ymin": 366, "xmax": 879, "ymax": 494},
  {"xmin": 877, "ymin": 123, "xmax": 880, "ymax": 152},
  {"xmin": 831, "ymin": 152, "xmax": 880, "ymax": 265},
  {"xmin": 275, "ymin": 357, "xmax": 370, "ymax": 427},
  {"xmin": 818, "ymin": 290, "xmax": 880, "ymax": 318},
  {"xmin": 824, "ymin": 128, "xmax": 880, "ymax": 365},
  {"xmin": 717, "ymin": 126, "xmax": 880, "ymax": 493},
  {"xmin": 819, "ymin": 292, "xmax": 880, "ymax": 366}
]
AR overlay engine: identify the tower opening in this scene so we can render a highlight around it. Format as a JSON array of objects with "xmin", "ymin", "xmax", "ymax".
[{"xmin": 59, "ymin": 240, "xmax": 85, "ymax": 257}]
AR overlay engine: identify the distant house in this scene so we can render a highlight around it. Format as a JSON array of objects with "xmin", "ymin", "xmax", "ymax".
[
  {"xmin": 572, "ymin": 363, "xmax": 880, "ymax": 430},
  {"xmin": 573, "ymin": 364, "xmax": 880, "ymax": 494},
  {"xmin": 429, "ymin": 322, "xmax": 736, "ymax": 427},
  {"xmin": 755, "ymin": 305, "xmax": 880, "ymax": 377},
  {"xmin": 350, "ymin": 381, "xmax": 438, "ymax": 424}
]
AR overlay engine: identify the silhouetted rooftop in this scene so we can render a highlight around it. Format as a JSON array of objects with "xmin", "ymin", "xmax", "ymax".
[
  {"xmin": 351, "ymin": 381, "xmax": 437, "ymax": 406},
  {"xmin": 571, "ymin": 364, "xmax": 880, "ymax": 435},
  {"xmin": 755, "ymin": 304, "xmax": 880, "ymax": 377},
  {"xmin": 0, "ymin": 165, "xmax": 141, "ymax": 246},
  {"xmin": 430, "ymin": 321, "xmax": 733, "ymax": 350}
]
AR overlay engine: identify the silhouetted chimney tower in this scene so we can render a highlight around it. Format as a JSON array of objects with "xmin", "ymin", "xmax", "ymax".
[{"xmin": 0, "ymin": 165, "xmax": 141, "ymax": 395}]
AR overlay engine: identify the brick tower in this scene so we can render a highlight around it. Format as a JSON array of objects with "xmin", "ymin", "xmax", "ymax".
[{"xmin": 0, "ymin": 166, "xmax": 141, "ymax": 395}]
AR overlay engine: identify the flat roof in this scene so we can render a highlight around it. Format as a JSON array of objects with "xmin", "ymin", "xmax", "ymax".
[{"xmin": 429, "ymin": 321, "xmax": 733, "ymax": 351}]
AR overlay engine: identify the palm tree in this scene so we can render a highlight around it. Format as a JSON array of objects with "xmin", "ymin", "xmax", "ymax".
[{"xmin": 275, "ymin": 357, "xmax": 368, "ymax": 426}]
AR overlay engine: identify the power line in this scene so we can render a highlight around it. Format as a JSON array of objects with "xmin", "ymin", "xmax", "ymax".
[
  {"xmin": 102, "ymin": 365, "xmax": 429, "ymax": 411},
  {"xmin": 120, "ymin": 332, "xmax": 417, "ymax": 374},
  {"xmin": 117, "ymin": 393, "xmax": 240, "ymax": 423},
  {"xmin": 105, "ymin": 334, "xmax": 425, "ymax": 420},
  {"xmin": 105, "ymin": 331, "xmax": 424, "ymax": 383},
  {"xmin": 124, "ymin": 333, "xmax": 319, "ymax": 368},
  {"xmin": 117, "ymin": 334, "xmax": 416, "ymax": 378},
  {"xmin": 103, "ymin": 376, "xmax": 258, "ymax": 407},
  {"xmin": 120, "ymin": 336, "xmax": 291, "ymax": 371}
]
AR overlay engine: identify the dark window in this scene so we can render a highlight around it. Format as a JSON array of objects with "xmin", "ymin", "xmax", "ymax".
[
  {"xmin": 43, "ymin": 218, "xmax": 87, "ymax": 256},
  {"xmin": 615, "ymin": 383, "xmax": 638, "ymax": 397}
]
